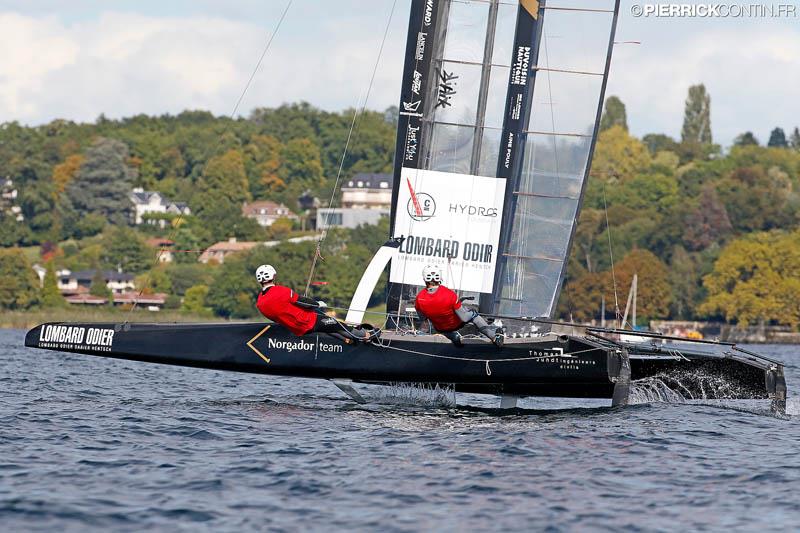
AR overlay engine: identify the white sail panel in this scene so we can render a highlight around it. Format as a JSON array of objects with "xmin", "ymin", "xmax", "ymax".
[{"xmin": 390, "ymin": 168, "xmax": 506, "ymax": 293}]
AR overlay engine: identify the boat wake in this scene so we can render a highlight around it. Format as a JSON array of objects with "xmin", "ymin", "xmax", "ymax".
[
  {"xmin": 365, "ymin": 382, "xmax": 457, "ymax": 408},
  {"xmin": 632, "ymin": 368, "xmax": 757, "ymax": 403},
  {"xmin": 631, "ymin": 369, "xmax": 791, "ymax": 418}
]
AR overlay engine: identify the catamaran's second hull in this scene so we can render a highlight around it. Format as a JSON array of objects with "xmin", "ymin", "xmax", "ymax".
[{"xmin": 23, "ymin": 322, "xmax": 786, "ymax": 409}]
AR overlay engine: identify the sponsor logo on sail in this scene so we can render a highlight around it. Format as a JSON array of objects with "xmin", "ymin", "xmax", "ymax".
[
  {"xmin": 406, "ymin": 178, "xmax": 436, "ymax": 221},
  {"xmin": 38, "ymin": 325, "xmax": 115, "ymax": 352},
  {"xmin": 398, "ymin": 236, "xmax": 494, "ymax": 263},
  {"xmin": 436, "ymin": 70, "xmax": 458, "ymax": 108},
  {"xmin": 503, "ymin": 132, "xmax": 515, "ymax": 170},
  {"xmin": 415, "ymin": 32, "xmax": 427, "ymax": 60},
  {"xmin": 400, "ymin": 99, "xmax": 422, "ymax": 117},
  {"xmin": 423, "ymin": 0, "xmax": 434, "ymax": 26},
  {"xmin": 404, "ymin": 124, "xmax": 420, "ymax": 161},
  {"xmin": 448, "ymin": 203, "xmax": 498, "ymax": 218},
  {"xmin": 412, "ymin": 70, "xmax": 422, "ymax": 95},
  {"xmin": 511, "ymin": 46, "xmax": 531, "ymax": 85}
]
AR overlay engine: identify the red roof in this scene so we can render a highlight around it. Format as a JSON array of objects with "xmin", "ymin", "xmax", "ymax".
[
  {"xmin": 242, "ymin": 201, "xmax": 297, "ymax": 218},
  {"xmin": 65, "ymin": 294, "xmax": 108, "ymax": 305},
  {"xmin": 113, "ymin": 292, "xmax": 167, "ymax": 305}
]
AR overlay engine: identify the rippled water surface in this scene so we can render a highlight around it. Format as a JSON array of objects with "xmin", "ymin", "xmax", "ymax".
[{"xmin": 2, "ymin": 329, "xmax": 800, "ymax": 531}]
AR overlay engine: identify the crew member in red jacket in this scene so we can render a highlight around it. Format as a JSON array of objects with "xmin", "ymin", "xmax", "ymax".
[
  {"xmin": 255, "ymin": 264, "xmax": 376, "ymax": 343},
  {"xmin": 414, "ymin": 265, "xmax": 503, "ymax": 347}
]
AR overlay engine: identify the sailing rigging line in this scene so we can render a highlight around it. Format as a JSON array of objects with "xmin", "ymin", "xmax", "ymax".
[
  {"xmin": 304, "ymin": 0, "xmax": 398, "ymax": 296},
  {"xmin": 128, "ymin": 0, "xmax": 294, "ymax": 315},
  {"xmin": 602, "ymin": 184, "xmax": 621, "ymax": 326}
]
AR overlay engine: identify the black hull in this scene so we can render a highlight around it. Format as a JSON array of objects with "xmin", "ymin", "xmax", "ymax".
[{"xmin": 24, "ymin": 322, "xmax": 787, "ymax": 407}]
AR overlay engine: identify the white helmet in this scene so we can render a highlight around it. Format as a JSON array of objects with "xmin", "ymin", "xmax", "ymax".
[
  {"xmin": 255, "ymin": 264, "xmax": 276, "ymax": 284},
  {"xmin": 422, "ymin": 264, "xmax": 442, "ymax": 284}
]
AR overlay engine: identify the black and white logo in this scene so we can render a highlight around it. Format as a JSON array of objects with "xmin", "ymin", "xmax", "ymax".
[
  {"xmin": 511, "ymin": 46, "xmax": 531, "ymax": 86},
  {"xmin": 402, "ymin": 100, "xmax": 422, "ymax": 113},
  {"xmin": 423, "ymin": 0, "xmax": 434, "ymax": 26},
  {"xmin": 436, "ymin": 70, "xmax": 458, "ymax": 108},
  {"xmin": 412, "ymin": 70, "xmax": 423, "ymax": 95}
]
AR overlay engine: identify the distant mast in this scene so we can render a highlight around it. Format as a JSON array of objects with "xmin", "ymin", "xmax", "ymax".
[{"xmin": 388, "ymin": 0, "xmax": 621, "ymax": 323}]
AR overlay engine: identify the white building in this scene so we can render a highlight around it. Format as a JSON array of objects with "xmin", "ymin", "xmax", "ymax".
[
  {"xmin": 242, "ymin": 200, "xmax": 299, "ymax": 227},
  {"xmin": 340, "ymin": 173, "xmax": 392, "ymax": 209},
  {"xmin": 57, "ymin": 270, "xmax": 136, "ymax": 295},
  {"xmin": 316, "ymin": 173, "xmax": 392, "ymax": 229},
  {"xmin": 316, "ymin": 207, "xmax": 388, "ymax": 229},
  {"xmin": 130, "ymin": 188, "xmax": 191, "ymax": 226}
]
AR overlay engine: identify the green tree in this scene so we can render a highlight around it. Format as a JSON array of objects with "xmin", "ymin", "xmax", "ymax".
[
  {"xmin": 182, "ymin": 284, "xmax": 212, "ymax": 316},
  {"xmin": 590, "ymin": 125, "xmax": 652, "ymax": 182},
  {"xmin": 166, "ymin": 262, "xmax": 215, "ymax": 296},
  {"xmin": 642, "ymin": 133, "xmax": 678, "ymax": 155},
  {"xmin": 716, "ymin": 166, "xmax": 792, "ymax": 232},
  {"xmin": 0, "ymin": 248, "xmax": 40, "ymax": 310},
  {"xmin": 700, "ymin": 231, "xmax": 800, "ymax": 327},
  {"xmin": 280, "ymin": 138, "xmax": 324, "ymax": 189},
  {"xmin": 599, "ymin": 96, "xmax": 628, "ymax": 132},
  {"xmin": 734, "ymin": 131, "xmax": 759, "ymax": 146},
  {"xmin": 64, "ymin": 138, "xmax": 137, "ymax": 227},
  {"xmin": 89, "ymin": 268, "xmax": 112, "ymax": 301},
  {"xmin": 40, "ymin": 261, "xmax": 67, "ymax": 308},
  {"xmin": 267, "ymin": 217, "xmax": 294, "ymax": 240},
  {"xmin": 196, "ymin": 149, "xmax": 251, "ymax": 208},
  {"xmin": 767, "ymin": 127, "xmax": 788, "ymax": 148},
  {"xmin": 244, "ymin": 135, "xmax": 284, "ymax": 198},
  {"xmin": 791, "ymin": 127, "xmax": 800, "ymax": 150},
  {"xmin": 681, "ymin": 84, "xmax": 712, "ymax": 145},
  {"xmin": 135, "ymin": 266, "xmax": 172, "ymax": 295},
  {"xmin": 101, "ymin": 227, "xmax": 152, "ymax": 273}
]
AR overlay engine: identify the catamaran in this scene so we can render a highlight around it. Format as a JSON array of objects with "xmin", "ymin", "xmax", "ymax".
[{"xmin": 24, "ymin": 0, "xmax": 787, "ymax": 412}]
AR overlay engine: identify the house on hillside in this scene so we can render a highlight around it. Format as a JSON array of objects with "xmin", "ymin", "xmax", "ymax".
[
  {"xmin": 199, "ymin": 238, "xmax": 262, "ymax": 264},
  {"xmin": 58, "ymin": 270, "xmax": 136, "ymax": 295},
  {"xmin": 145, "ymin": 237, "xmax": 176, "ymax": 263},
  {"xmin": 316, "ymin": 172, "xmax": 392, "ymax": 229},
  {"xmin": 130, "ymin": 187, "xmax": 191, "ymax": 226},
  {"xmin": 242, "ymin": 200, "xmax": 299, "ymax": 227},
  {"xmin": 340, "ymin": 173, "xmax": 392, "ymax": 209}
]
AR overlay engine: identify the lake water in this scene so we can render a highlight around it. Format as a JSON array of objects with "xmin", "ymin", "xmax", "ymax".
[{"xmin": 2, "ymin": 329, "xmax": 799, "ymax": 531}]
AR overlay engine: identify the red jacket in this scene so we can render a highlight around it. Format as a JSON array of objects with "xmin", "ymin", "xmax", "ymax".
[
  {"xmin": 415, "ymin": 285, "xmax": 463, "ymax": 332},
  {"xmin": 256, "ymin": 285, "xmax": 318, "ymax": 336}
]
